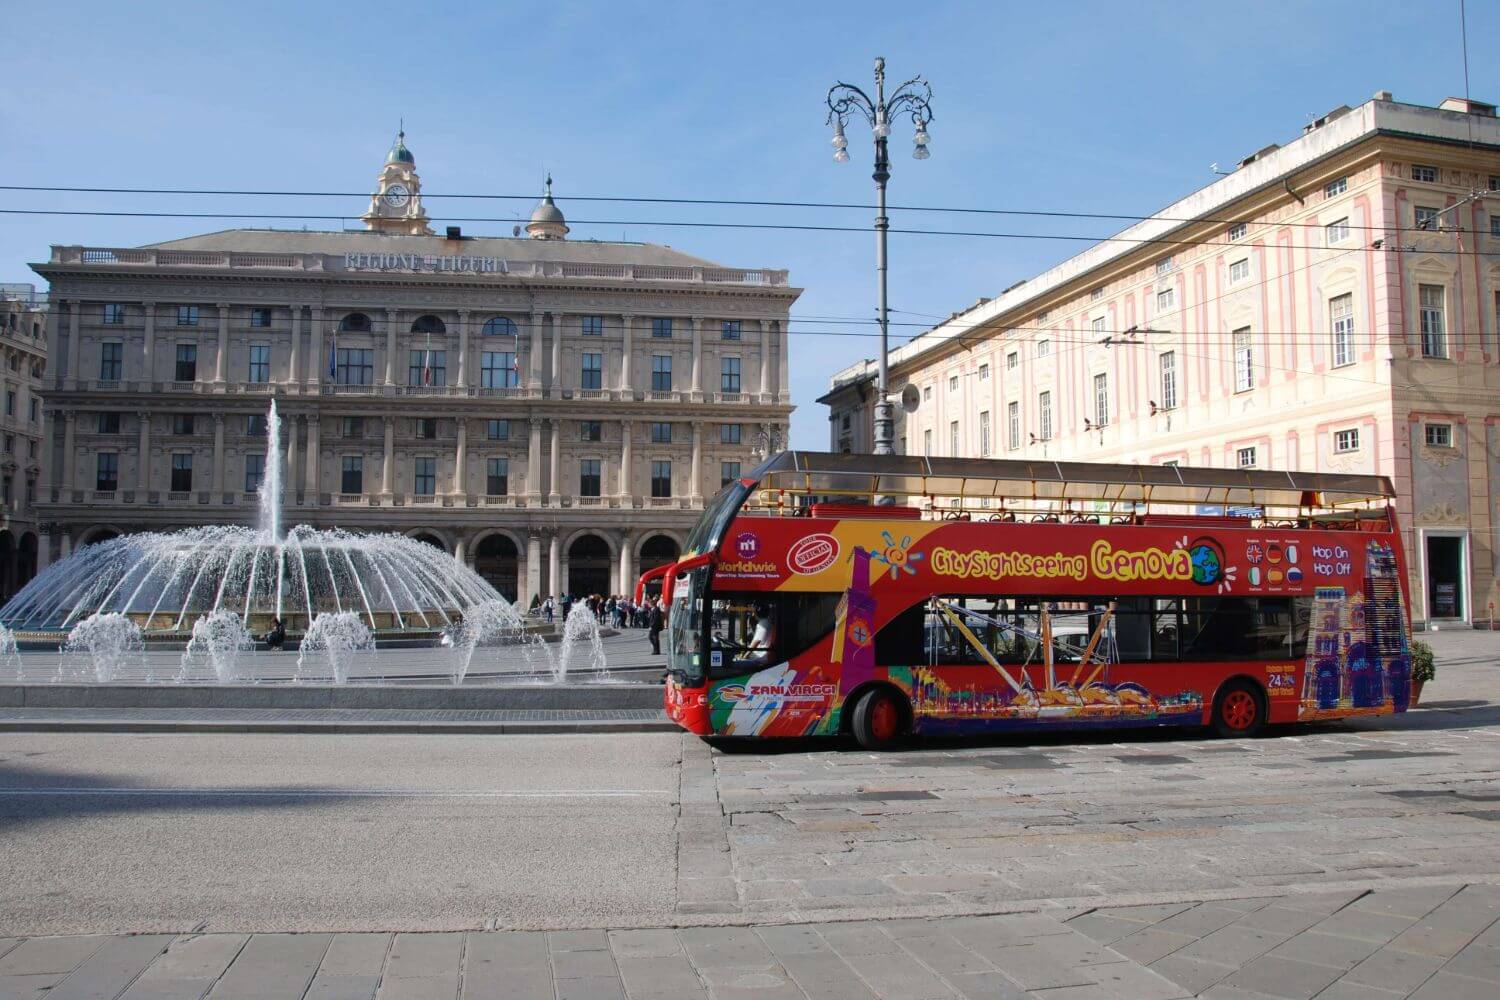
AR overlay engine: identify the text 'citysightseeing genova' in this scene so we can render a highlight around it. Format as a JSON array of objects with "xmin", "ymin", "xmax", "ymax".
[{"xmin": 930, "ymin": 540, "xmax": 1192, "ymax": 583}]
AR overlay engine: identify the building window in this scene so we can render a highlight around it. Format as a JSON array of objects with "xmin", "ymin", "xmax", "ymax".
[
  {"xmin": 1159, "ymin": 351, "xmax": 1178, "ymax": 410},
  {"xmin": 1006, "ymin": 351, "xmax": 1018, "ymax": 370},
  {"xmin": 1155, "ymin": 256, "xmax": 1175, "ymax": 276},
  {"xmin": 96, "ymin": 452, "xmax": 119, "ymax": 492},
  {"xmin": 341, "ymin": 455, "xmax": 363, "ymax": 494},
  {"xmin": 579, "ymin": 459, "xmax": 601, "ymax": 497},
  {"xmin": 1229, "ymin": 258, "xmax": 1250, "ymax": 282},
  {"xmin": 414, "ymin": 417, "xmax": 436, "ymax": 440},
  {"xmin": 948, "ymin": 375, "xmax": 958, "ymax": 393},
  {"xmin": 414, "ymin": 457, "xmax": 436, "ymax": 496},
  {"xmin": 247, "ymin": 415, "xmax": 268, "ymax": 437},
  {"xmin": 923, "ymin": 429, "xmax": 932, "ymax": 455},
  {"xmin": 175, "ymin": 344, "xmax": 197, "ymax": 382},
  {"xmin": 650, "ymin": 422, "xmax": 672, "ymax": 444},
  {"xmin": 1037, "ymin": 339, "xmax": 1051, "ymax": 358},
  {"xmin": 1334, "ymin": 428, "xmax": 1360, "ymax": 453},
  {"xmin": 342, "ymin": 416, "xmax": 365, "ymax": 439},
  {"xmin": 1425, "ymin": 423, "xmax": 1453, "ymax": 448},
  {"xmin": 408, "ymin": 349, "xmax": 446, "ymax": 386},
  {"xmin": 579, "ymin": 420, "xmax": 602, "ymax": 442},
  {"xmin": 721, "ymin": 320, "xmax": 741, "ymax": 341},
  {"xmin": 1492, "ymin": 216, "xmax": 1500, "ymax": 238},
  {"xmin": 1330, "ymin": 293, "xmax": 1355, "ymax": 367},
  {"xmin": 651, "ymin": 355, "xmax": 672, "ymax": 392},
  {"xmin": 1091, "ymin": 287, "xmax": 1105, "ymax": 301},
  {"xmin": 1491, "ymin": 175, "xmax": 1500, "ymax": 192},
  {"xmin": 1324, "ymin": 177, "xmax": 1347, "ymax": 198},
  {"xmin": 1093, "ymin": 373, "xmax": 1109, "ymax": 427},
  {"xmin": 1414, "ymin": 206, "xmax": 1439, "ymax": 231},
  {"xmin": 29, "ymin": 398, "xmax": 38, "ymax": 424},
  {"xmin": 1156, "ymin": 288, "xmax": 1175, "ymax": 312},
  {"xmin": 410, "ymin": 315, "xmax": 445, "ymax": 336},
  {"xmin": 99, "ymin": 342, "xmax": 123, "ymax": 381},
  {"xmin": 481, "ymin": 351, "xmax": 519, "ymax": 388},
  {"xmin": 978, "ymin": 363, "xmax": 989, "ymax": 381},
  {"xmin": 486, "ymin": 458, "xmax": 508, "ymax": 495},
  {"xmin": 581, "ymin": 352, "xmax": 602, "ymax": 389},
  {"xmin": 720, "ymin": 461, "xmax": 740, "ymax": 488},
  {"xmin": 949, "ymin": 421, "xmax": 959, "ymax": 455},
  {"xmin": 481, "ymin": 316, "xmax": 517, "ymax": 337},
  {"xmin": 1007, "ymin": 401, "xmax": 1020, "ymax": 451},
  {"xmin": 1419, "ymin": 284, "xmax": 1447, "ymax": 358},
  {"xmin": 1227, "ymin": 222, "xmax": 1247, "ymax": 241},
  {"xmin": 580, "ymin": 315, "xmax": 603, "ymax": 336},
  {"xmin": 2, "ymin": 392, "xmax": 13, "ymax": 418},
  {"xmin": 97, "ymin": 411, "xmax": 119, "ymax": 433},
  {"xmin": 176, "ymin": 305, "xmax": 199, "ymax": 327},
  {"xmin": 172, "ymin": 414, "xmax": 194, "ymax": 435},
  {"xmin": 1237, "ymin": 446, "xmax": 1257, "ymax": 469},
  {"xmin": 486, "ymin": 419, "xmax": 509, "ymax": 441},
  {"xmin": 103, "ymin": 303, "xmax": 125, "ymax": 325},
  {"xmin": 340, "ymin": 312, "xmax": 371, "ymax": 333},
  {"xmin": 1091, "ymin": 316, "xmax": 1106, "ymax": 336},
  {"xmin": 923, "ymin": 386, "xmax": 932, "ymax": 401},
  {"xmin": 1039, "ymin": 391, "xmax": 1053, "ymax": 441},
  {"xmin": 171, "ymin": 453, "xmax": 193, "ymax": 492},
  {"xmin": 651, "ymin": 317, "xmax": 673, "ymax": 339},
  {"xmin": 1411, "ymin": 164, "xmax": 1437, "ymax": 183},
  {"xmin": 244, "ymin": 453, "xmax": 265, "ymax": 492},
  {"xmin": 979, "ymin": 410, "xmax": 991, "ymax": 455},
  {"xmin": 336, "ymin": 348, "xmax": 374, "ymax": 385},
  {"xmin": 1233, "ymin": 327, "xmax": 1254, "ymax": 392},
  {"xmin": 650, "ymin": 460, "xmax": 672, "ymax": 498},
  {"xmin": 248, "ymin": 345, "xmax": 271, "ymax": 383},
  {"xmin": 720, "ymin": 358, "xmax": 742, "ymax": 392},
  {"xmin": 250, "ymin": 308, "xmax": 272, "ymax": 328},
  {"xmin": 720, "ymin": 423, "xmax": 742, "ymax": 444}
]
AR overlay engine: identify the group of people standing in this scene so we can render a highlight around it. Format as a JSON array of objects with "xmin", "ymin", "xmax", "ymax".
[{"xmin": 534, "ymin": 592, "xmax": 669, "ymax": 656}]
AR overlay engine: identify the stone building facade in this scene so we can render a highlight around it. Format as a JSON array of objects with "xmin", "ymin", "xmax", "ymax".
[
  {"xmin": 0, "ymin": 285, "xmax": 46, "ymax": 600},
  {"xmin": 32, "ymin": 134, "xmax": 797, "ymax": 602},
  {"xmin": 823, "ymin": 94, "xmax": 1500, "ymax": 628}
]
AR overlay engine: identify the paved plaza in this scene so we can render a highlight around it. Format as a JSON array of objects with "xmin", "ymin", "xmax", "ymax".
[{"xmin": 0, "ymin": 630, "xmax": 1496, "ymax": 997}]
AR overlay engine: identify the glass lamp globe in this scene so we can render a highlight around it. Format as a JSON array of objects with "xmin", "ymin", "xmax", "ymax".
[
  {"xmin": 831, "ymin": 123, "xmax": 847, "ymax": 150},
  {"xmin": 912, "ymin": 144, "xmax": 930, "ymax": 160},
  {"xmin": 873, "ymin": 120, "xmax": 891, "ymax": 138},
  {"xmin": 834, "ymin": 148, "xmax": 850, "ymax": 163}
]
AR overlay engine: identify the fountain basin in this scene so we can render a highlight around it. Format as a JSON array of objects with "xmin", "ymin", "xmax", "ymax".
[{"xmin": 0, "ymin": 682, "xmax": 662, "ymax": 711}]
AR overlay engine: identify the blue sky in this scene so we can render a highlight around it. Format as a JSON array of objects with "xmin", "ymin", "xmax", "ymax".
[{"xmin": 3, "ymin": 1, "xmax": 1495, "ymax": 448}]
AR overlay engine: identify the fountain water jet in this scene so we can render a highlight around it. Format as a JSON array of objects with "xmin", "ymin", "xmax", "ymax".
[
  {"xmin": 0, "ymin": 624, "xmax": 19, "ymax": 680},
  {"xmin": 456, "ymin": 599, "xmax": 558, "ymax": 683},
  {"xmin": 297, "ymin": 611, "xmax": 374, "ymax": 684},
  {"xmin": 557, "ymin": 603, "xmax": 608, "ymax": 682},
  {"xmin": 63, "ymin": 613, "xmax": 144, "ymax": 682},
  {"xmin": 180, "ymin": 609, "xmax": 255, "ymax": 684}
]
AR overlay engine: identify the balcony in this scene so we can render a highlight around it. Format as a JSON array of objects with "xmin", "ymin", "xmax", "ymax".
[{"xmin": 323, "ymin": 384, "xmax": 377, "ymax": 396}]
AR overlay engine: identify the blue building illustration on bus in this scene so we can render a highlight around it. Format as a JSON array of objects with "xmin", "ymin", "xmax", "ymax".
[{"xmin": 1301, "ymin": 540, "xmax": 1411, "ymax": 719}]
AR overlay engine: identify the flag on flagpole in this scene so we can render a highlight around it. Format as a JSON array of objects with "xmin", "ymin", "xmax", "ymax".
[
  {"xmin": 421, "ymin": 331, "xmax": 432, "ymax": 386},
  {"xmin": 327, "ymin": 333, "xmax": 336, "ymax": 381}
]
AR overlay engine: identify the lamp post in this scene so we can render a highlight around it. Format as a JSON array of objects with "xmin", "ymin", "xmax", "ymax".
[{"xmin": 827, "ymin": 57, "xmax": 933, "ymax": 456}]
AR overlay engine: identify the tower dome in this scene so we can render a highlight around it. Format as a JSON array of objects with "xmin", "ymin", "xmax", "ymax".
[
  {"xmin": 526, "ymin": 175, "xmax": 569, "ymax": 240},
  {"xmin": 387, "ymin": 129, "xmax": 415, "ymax": 165}
]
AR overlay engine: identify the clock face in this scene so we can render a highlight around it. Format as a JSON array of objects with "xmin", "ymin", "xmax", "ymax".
[{"xmin": 384, "ymin": 184, "xmax": 410, "ymax": 208}]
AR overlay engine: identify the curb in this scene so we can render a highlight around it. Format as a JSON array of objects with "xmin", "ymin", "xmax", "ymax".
[{"xmin": 0, "ymin": 718, "xmax": 678, "ymax": 735}]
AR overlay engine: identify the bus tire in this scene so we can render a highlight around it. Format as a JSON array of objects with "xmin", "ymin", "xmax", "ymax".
[
  {"xmin": 1211, "ymin": 679, "xmax": 1267, "ymax": 738},
  {"xmin": 851, "ymin": 687, "xmax": 909, "ymax": 750}
]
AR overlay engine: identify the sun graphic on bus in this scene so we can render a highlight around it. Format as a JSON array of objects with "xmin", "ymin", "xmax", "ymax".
[{"xmin": 869, "ymin": 530, "xmax": 926, "ymax": 580}]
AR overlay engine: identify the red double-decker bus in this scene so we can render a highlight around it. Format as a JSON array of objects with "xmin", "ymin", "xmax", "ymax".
[{"xmin": 650, "ymin": 453, "xmax": 1413, "ymax": 749}]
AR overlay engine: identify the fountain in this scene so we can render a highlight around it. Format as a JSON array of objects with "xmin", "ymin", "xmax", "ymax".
[
  {"xmin": 455, "ymin": 599, "xmax": 555, "ymax": 684},
  {"xmin": 296, "ymin": 611, "xmax": 374, "ymax": 684},
  {"xmin": 0, "ymin": 624, "xmax": 20, "ymax": 680},
  {"xmin": 180, "ymin": 609, "xmax": 254, "ymax": 684},
  {"xmin": 557, "ymin": 603, "xmax": 608, "ymax": 681},
  {"xmin": 62, "ymin": 612, "xmax": 144, "ymax": 682}
]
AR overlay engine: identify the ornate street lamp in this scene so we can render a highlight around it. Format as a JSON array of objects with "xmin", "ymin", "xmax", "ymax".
[{"xmin": 827, "ymin": 57, "xmax": 934, "ymax": 455}]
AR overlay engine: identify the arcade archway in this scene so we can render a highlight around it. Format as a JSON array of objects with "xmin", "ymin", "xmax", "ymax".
[
  {"xmin": 567, "ymin": 534, "xmax": 612, "ymax": 598},
  {"xmin": 473, "ymin": 533, "xmax": 519, "ymax": 601}
]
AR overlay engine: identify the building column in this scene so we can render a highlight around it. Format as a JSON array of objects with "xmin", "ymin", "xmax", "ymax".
[
  {"xmin": 61, "ymin": 411, "xmax": 76, "ymax": 492},
  {"xmin": 306, "ymin": 416, "xmax": 321, "ymax": 499},
  {"xmin": 452, "ymin": 417, "xmax": 467, "ymax": 496},
  {"xmin": 38, "ymin": 409, "xmax": 52, "ymax": 495},
  {"xmin": 618, "ymin": 314, "xmax": 633, "ymax": 396},
  {"xmin": 215, "ymin": 303, "xmax": 230, "ymax": 384},
  {"xmin": 529, "ymin": 310, "xmax": 544, "ymax": 392},
  {"xmin": 60, "ymin": 532, "xmax": 72, "ymax": 561},
  {"xmin": 308, "ymin": 307, "xmax": 324, "ymax": 386},
  {"xmin": 548, "ymin": 532, "xmax": 560, "ymax": 600},
  {"xmin": 141, "ymin": 302, "xmax": 156, "ymax": 385},
  {"xmin": 287, "ymin": 305, "xmax": 302, "ymax": 385},
  {"xmin": 777, "ymin": 318, "xmax": 789, "ymax": 401},
  {"xmin": 549, "ymin": 313, "xmax": 562, "ymax": 394},
  {"xmin": 690, "ymin": 422, "xmax": 703, "ymax": 503},
  {"xmin": 759, "ymin": 318, "xmax": 772, "ymax": 398},
  {"xmin": 619, "ymin": 419, "xmax": 633, "ymax": 501},
  {"xmin": 617, "ymin": 536, "xmax": 633, "ymax": 597},
  {"xmin": 527, "ymin": 418, "xmax": 542, "ymax": 502},
  {"xmin": 285, "ymin": 414, "xmax": 299, "ymax": 499},
  {"xmin": 455, "ymin": 310, "xmax": 470, "ymax": 387},
  {"xmin": 136, "ymin": 411, "xmax": 150, "ymax": 491},
  {"xmin": 525, "ymin": 531, "xmax": 542, "ymax": 604},
  {"xmin": 691, "ymin": 315, "xmax": 703, "ymax": 399},
  {"xmin": 212, "ymin": 412, "xmax": 225, "ymax": 496},
  {"xmin": 66, "ymin": 300, "xmax": 80, "ymax": 383},
  {"xmin": 384, "ymin": 309, "xmax": 399, "ymax": 386},
  {"xmin": 381, "ymin": 416, "xmax": 395, "ymax": 499},
  {"xmin": 548, "ymin": 418, "xmax": 561, "ymax": 505}
]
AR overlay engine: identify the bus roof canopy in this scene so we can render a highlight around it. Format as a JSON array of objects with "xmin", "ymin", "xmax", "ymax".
[{"xmin": 746, "ymin": 452, "xmax": 1395, "ymax": 513}]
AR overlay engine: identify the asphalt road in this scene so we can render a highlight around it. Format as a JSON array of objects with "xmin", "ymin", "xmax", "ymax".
[{"xmin": 0, "ymin": 732, "xmax": 684, "ymax": 934}]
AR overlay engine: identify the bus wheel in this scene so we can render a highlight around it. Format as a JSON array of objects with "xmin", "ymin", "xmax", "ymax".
[
  {"xmin": 1212, "ymin": 680, "xmax": 1266, "ymax": 738},
  {"xmin": 852, "ymin": 687, "xmax": 908, "ymax": 750}
]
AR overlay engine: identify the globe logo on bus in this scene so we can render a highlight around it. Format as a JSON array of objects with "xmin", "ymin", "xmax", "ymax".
[{"xmin": 1188, "ymin": 537, "xmax": 1225, "ymax": 586}]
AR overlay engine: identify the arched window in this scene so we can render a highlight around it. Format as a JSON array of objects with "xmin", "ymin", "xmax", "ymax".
[
  {"xmin": 482, "ymin": 316, "xmax": 517, "ymax": 337},
  {"xmin": 411, "ymin": 314, "xmax": 446, "ymax": 335},
  {"xmin": 340, "ymin": 312, "xmax": 371, "ymax": 333}
]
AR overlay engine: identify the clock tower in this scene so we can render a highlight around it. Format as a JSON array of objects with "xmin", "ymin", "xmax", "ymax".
[{"xmin": 362, "ymin": 129, "xmax": 432, "ymax": 235}]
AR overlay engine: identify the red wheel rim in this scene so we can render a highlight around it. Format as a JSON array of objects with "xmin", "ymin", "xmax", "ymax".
[
  {"xmin": 1222, "ymin": 690, "xmax": 1257, "ymax": 731},
  {"xmin": 870, "ymin": 696, "xmax": 900, "ymax": 742}
]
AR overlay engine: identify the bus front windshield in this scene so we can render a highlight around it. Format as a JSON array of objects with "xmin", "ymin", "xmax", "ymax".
[{"xmin": 667, "ymin": 565, "xmax": 709, "ymax": 685}]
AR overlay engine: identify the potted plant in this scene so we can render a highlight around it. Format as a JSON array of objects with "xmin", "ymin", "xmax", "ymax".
[{"xmin": 1409, "ymin": 638, "xmax": 1435, "ymax": 705}]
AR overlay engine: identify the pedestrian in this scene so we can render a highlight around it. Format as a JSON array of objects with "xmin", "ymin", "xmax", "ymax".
[
  {"xmin": 543, "ymin": 596, "xmax": 554, "ymax": 624},
  {"xmin": 648, "ymin": 598, "xmax": 665, "ymax": 656},
  {"xmin": 561, "ymin": 594, "xmax": 572, "ymax": 621},
  {"xmin": 263, "ymin": 617, "xmax": 286, "ymax": 651}
]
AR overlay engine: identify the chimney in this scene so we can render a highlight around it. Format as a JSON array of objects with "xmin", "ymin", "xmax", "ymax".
[
  {"xmin": 1439, "ymin": 97, "xmax": 1497, "ymax": 116},
  {"xmin": 445, "ymin": 226, "xmax": 463, "ymax": 240},
  {"xmin": 1374, "ymin": 90, "xmax": 1393, "ymax": 102}
]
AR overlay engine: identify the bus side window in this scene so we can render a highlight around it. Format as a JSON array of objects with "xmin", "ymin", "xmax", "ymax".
[
  {"xmin": 1112, "ymin": 597, "xmax": 1153, "ymax": 662},
  {"xmin": 1152, "ymin": 599, "xmax": 1180, "ymax": 660},
  {"xmin": 874, "ymin": 602, "xmax": 927, "ymax": 666}
]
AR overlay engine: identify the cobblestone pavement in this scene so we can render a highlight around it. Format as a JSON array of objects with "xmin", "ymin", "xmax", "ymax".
[{"xmin": 1, "ymin": 883, "xmax": 1497, "ymax": 998}]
